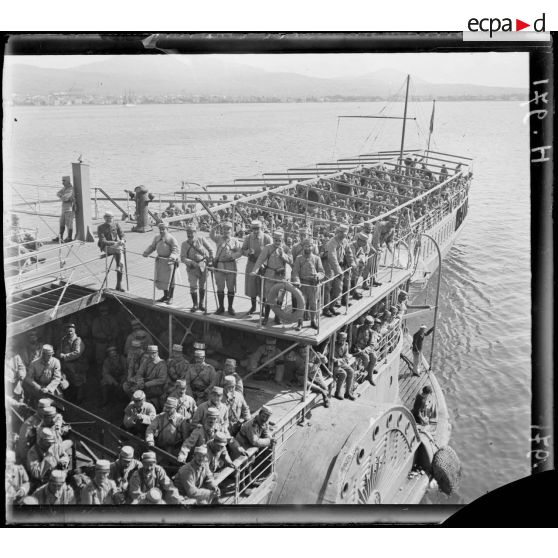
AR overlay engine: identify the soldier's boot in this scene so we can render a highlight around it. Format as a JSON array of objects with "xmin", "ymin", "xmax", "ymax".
[
  {"xmin": 295, "ymin": 320, "xmax": 303, "ymax": 331},
  {"xmin": 157, "ymin": 290, "xmax": 169, "ymax": 303},
  {"xmin": 262, "ymin": 304, "xmax": 271, "ymax": 325},
  {"xmin": 351, "ymin": 285, "xmax": 363, "ymax": 299},
  {"xmin": 361, "ymin": 280, "xmax": 369, "ymax": 290},
  {"xmin": 247, "ymin": 297, "xmax": 257, "ymax": 315},
  {"xmin": 274, "ymin": 365, "xmax": 284, "ymax": 383},
  {"xmin": 115, "ymin": 271, "xmax": 125, "ymax": 292},
  {"xmin": 53, "ymin": 225, "xmax": 65, "ymax": 242},
  {"xmin": 274, "ymin": 311, "xmax": 281, "ymax": 325},
  {"xmin": 334, "ymin": 380, "xmax": 344, "ymax": 400},
  {"xmin": 310, "ymin": 319, "xmax": 318, "ymax": 330},
  {"xmin": 344, "ymin": 373, "xmax": 356, "ymax": 400},
  {"xmin": 198, "ymin": 289, "xmax": 206, "ymax": 312},
  {"xmin": 216, "ymin": 292, "xmax": 225, "ymax": 314},
  {"xmin": 190, "ymin": 291, "xmax": 199, "ymax": 312},
  {"xmin": 372, "ymin": 276, "xmax": 382, "ymax": 287},
  {"xmin": 167, "ymin": 286, "xmax": 175, "ymax": 305},
  {"xmin": 65, "ymin": 229, "xmax": 73, "ymax": 243},
  {"xmin": 367, "ymin": 363, "xmax": 377, "ymax": 385},
  {"xmin": 227, "ymin": 293, "xmax": 236, "ymax": 316}
]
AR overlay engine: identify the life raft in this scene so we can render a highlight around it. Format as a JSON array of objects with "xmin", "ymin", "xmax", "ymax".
[{"xmin": 268, "ymin": 281, "xmax": 305, "ymax": 324}]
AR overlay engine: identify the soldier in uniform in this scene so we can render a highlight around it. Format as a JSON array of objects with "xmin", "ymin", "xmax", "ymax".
[
  {"xmin": 20, "ymin": 330, "xmax": 43, "ymax": 369},
  {"xmin": 5, "ymin": 345, "xmax": 26, "ymax": 401},
  {"xmin": 184, "ymin": 349, "xmax": 217, "ymax": 403},
  {"xmin": 124, "ymin": 319, "xmax": 154, "ymax": 356},
  {"xmin": 6, "ymin": 450, "xmax": 30, "ymax": 505},
  {"xmin": 123, "ymin": 390, "xmax": 157, "ymax": 437},
  {"xmin": 174, "ymin": 446, "xmax": 220, "ymax": 504},
  {"xmin": 291, "ymin": 227, "xmax": 318, "ymax": 262},
  {"xmin": 332, "ymin": 332, "xmax": 355, "ymax": 401},
  {"xmin": 285, "ymin": 346, "xmax": 331, "ymax": 407},
  {"xmin": 16, "ymin": 398, "xmax": 59, "ymax": 463},
  {"xmin": 97, "ymin": 211, "xmax": 126, "ymax": 291},
  {"xmin": 32, "ymin": 469, "xmax": 75, "ymax": 505},
  {"xmin": 223, "ymin": 375, "xmax": 251, "ymax": 436},
  {"xmin": 91, "ymin": 305, "xmax": 120, "ymax": 367},
  {"xmin": 412, "ymin": 324, "xmax": 434, "ymax": 376},
  {"xmin": 165, "ymin": 343, "xmax": 190, "ymax": 393},
  {"xmin": 52, "ymin": 175, "xmax": 75, "ymax": 243},
  {"xmin": 251, "ymin": 229, "xmax": 293, "ymax": 325},
  {"xmin": 128, "ymin": 451, "xmax": 182, "ymax": 504},
  {"xmin": 181, "ymin": 408, "xmax": 221, "ymax": 460},
  {"xmin": 210, "ymin": 221, "xmax": 243, "ymax": 315},
  {"xmin": 244, "ymin": 337, "xmax": 285, "ymax": 383},
  {"xmin": 167, "ymin": 379, "xmax": 197, "ymax": 422},
  {"xmin": 242, "ymin": 220, "xmax": 272, "ymax": 314},
  {"xmin": 58, "ymin": 323, "xmax": 87, "ymax": 403},
  {"xmin": 323, "ymin": 225, "xmax": 354, "ymax": 317},
  {"xmin": 124, "ymin": 339, "xmax": 145, "ymax": 390},
  {"xmin": 291, "ymin": 237, "xmax": 325, "ymax": 331},
  {"xmin": 143, "ymin": 222, "xmax": 180, "ymax": 304},
  {"xmin": 25, "ymin": 427, "xmax": 70, "ymax": 486},
  {"xmin": 216, "ymin": 358, "xmax": 244, "ymax": 394},
  {"xmin": 349, "ymin": 232, "xmax": 375, "ymax": 299},
  {"xmin": 352, "ymin": 315, "xmax": 379, "ymax": 384},
  {"xmin": 133, "ymin": 345, "xmax": 168, "ymax": 404},
  {"xmin": 100, "ymin": 346, "xmax": 127, "ymax": 405},
  {"xmin": 81, "ymin": 459, "xmax": 124, "ymax": 505},
  {"xmin": 36, "ymin": 406, "xmax": 73, "ymax": 455},
  {"xmin": 207, "ymin": 431, "xmax": 237, "ymax": 472},
  {"xmin": 192, "ymin": 386, "xmax": 229, "ymax": 432},
  {"xmin": 109, "ymin": 446, "xmax": 141, "ymax": 498},
  {"xmin": 145, "ymin": 397, "xmax": 191, "ymax": 462},
  {"xmin": 370, "ymin": 215, "xmax": 398, "ymax": 287},
  {"xmin": 236, "ymin": 406, "xmax": 275, "ymax": 450},
  {"xmin": 180, "ymin": 223, "xmax": 213, "ymax": 312},
  {"xmin": 23, "ymin": 345, "xmax": 62, "ymax": 406}
]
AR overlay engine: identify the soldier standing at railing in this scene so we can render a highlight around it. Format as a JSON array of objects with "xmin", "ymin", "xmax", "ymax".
[
  {"xmin": 143, "ymin": 222, "xmax": 180, "ymax": 305},
  {"xmin": 97, "ymin": 211, "xmax": 126, "ymax": 292},
  {"xmin": 52, "ymin": 175, "xmax": 75, "ymax": 243},
  {"xmin": 242, "ymin": 220, "xmax": 272, "ymax": 315},
  {"xmin": 210, "ymin": 221, "xmax": 243, "ymax": 316},
  {"xmin": 370, "ymin": 214, "xmax": 398, "ymax": 287},
  {"xmin": 291, "ymin": 237, "xmax": 324, "ymax": 331},
  {"xmin": 349, "ymin": 232, "xmax": 374, "ymax": 299},
  {"xmin": 58, "ymin": 323, "xmax": 87, "ymax": 404},
  {"xmin": 180, "ymin": 224, "xmax": 213, "ymax": 312},
  {"xmin": 323, "ymin": 225, "xmax": 353, "ymax": 317}
]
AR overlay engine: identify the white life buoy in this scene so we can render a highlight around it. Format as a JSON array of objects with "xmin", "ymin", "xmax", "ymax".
[{"xmin": 268, "ymin": 282, "xmax": 305, "ymax": 324}]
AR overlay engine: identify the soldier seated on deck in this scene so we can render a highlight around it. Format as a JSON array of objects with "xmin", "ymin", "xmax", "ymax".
[
  {"xmin": 123, "ymin": 390, "xmax": 157, "ymax": 437},
  {"xmin": 6, "ymin": 450, "xmax": 30, "ymax": 505},
  {"xmin": 223, "ymin": 375, "xmax": 251, "ymax": 437},
  {"xmin": 192, "ymin": 386, "xmax": 229, "ymax": 432},
  {"xmin": 167, "ymin": 379, "xmax": 197, "ymax": 422},
  {"xmin": 184, "ymin": 348, "xmax": 217, "ymax": 403},
  {"xmin": 31, "ymin": 469, "xmax": 75, "ymax": 506},
  {"xmin": 243, "ymin": 337, "xmax": 285, "ymax": 384},
  {"xmin": 174, "ymin": 446, "xmax": 220, "ymax": 505},
  {"xmin": 285, "ymin": 346, "xmax": 331, "ymax": 408},
  {"xmin": 25, "ymin": 427, "xmax": 71, "ymax": 487},
  {"xmin": 132, "ymin": 345, "xmax": 168, "ymax": 405},
  {"xmin": 128, "ymin": 451, "xmax": 182, "ymax": 504},
  {"xmin": 81, "ymin": 459, "xmax": 125, "ymax": 505},
  {"xmin": 332, "ymin": 332, "xmax": 355, "ymax": 401},
  {"xmin": 100, "ymin": 346, "xmax": 128, "ymax": 406},
  {"xmin": 412, "ymin": 386, "xmax": 437, "ymax": 427},
  {"xmin": 236, "ymin": 406, "xmax": 275, "ymax": 451}
]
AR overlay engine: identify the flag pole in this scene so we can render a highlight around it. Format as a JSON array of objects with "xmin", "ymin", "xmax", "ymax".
[{"xmin": 426, "ymin": 99, "xmax": 436, "ymax": 164}]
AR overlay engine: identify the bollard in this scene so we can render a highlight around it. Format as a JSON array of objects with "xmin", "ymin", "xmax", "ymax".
[{"xmin": 130, "ymin": 185, "xmax": 154, "ymax": 233}]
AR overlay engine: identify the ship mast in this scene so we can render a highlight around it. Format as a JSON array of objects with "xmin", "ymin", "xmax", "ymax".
[
  {"xmin": 398, "ymin": 74, "xmax": 411, "ymax": 165},
  {"xmin": 425, "ymin": 99, "xmax": 436, "ymax": 164}
]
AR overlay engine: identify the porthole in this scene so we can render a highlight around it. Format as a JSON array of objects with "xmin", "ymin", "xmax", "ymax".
[
  {"xmin": 387, "ymin": 414, "xmax": 393, "ymax": 427},
  {"xmin": 397, "ymin": 414, "xmax": 403, "ymax": 427},
  {"xmin": 357, "ymin": 448, "xmax": 365, "ymax": 464},
  {"xmin": 390, "ymin": 375, "xmax": 394, "ymax": 387},
  {"xmin": 341, "ymin": 482, "xmax": 349, "ymax": 499},
  {"xmin": 373, "ymin": 426, "xmax": 380, "ymax": 440}
]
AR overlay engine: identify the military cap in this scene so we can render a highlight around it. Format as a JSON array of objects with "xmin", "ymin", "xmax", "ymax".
[
  {"xmin": 64, "ymin": 323, "xmax": 76, "ymax": 329},
  {"xmin": 62, "ymin": 175, "xmax": 71, "ymax": 181},
  {"xmin": 50, "ymin": 470, "xmax": 67, "ymax": 482},
  {"xmin": 390, "ymin": 305, "xmax": 398, "ymax": 312},
  {"xmin": 42, "ymin": 406, "xmax": 57, "ymax": 417},
  {"xmin": 158, "ymin": 222, "xmax": 168, "ymax": 229},
  {"xmin": 272, "ymin": 229, "xmax": 284, "ymax": 239},
  {"xmin": 225, "ymin": 358, "xmax": 236, "ymax": 367},
  {"xmin": 251, "ymin": 220, "xmax": 262, "ymax": 227},
  {"xmin": 41, "ymin": 428, "xmax": 56, "ymax": 442},
  {"xmin": 175, "ymin": 379, "xmax": 187, "ymax": 389},
  {"xmin": 172, "ymin": 343, "xmax": 183, "ymax": 352},
  {"xmin": 42, "ymin": 344, "xmax": 54, "ymax": 353},
  {"xmin": 103, "ymin": 211, "xmax": 114, "ymax": 218},
  {"xmin": 146, "ymin": 345, "xmax": 158, "ymax": 353},
  {"xmin": 221, "ymin": 221, "xmax": 233, "ymax": 229},
  {"xmin": 357, "ymin": 232, "xmax": 369, "ymax": 242},
  {"xmin": 398, "ymin": 290, "xmax": 408, "ymax": 297},
  {"xmin": 302, "ymin": 238, "xmax": 314, "ymax": 246},
  {"xmin": 164, "ymin": 397, "xmax": 178, "ymax": 409},
  {"xmin": 223, "ymin": 375, "xmax": 237, "ymax": 387},
  {"xmin": 383, "ymin": 311, "xmax": 392, "ymax": 318},
  {"xmin": 337, "ymin": 331, "xmax": 348, "ymax": 339},
  {"xmin": 130, "ymin": 339, "xmax": 142, "ymax": 348},
  {"xmin": 213, "ymin": 432, "xmax": 228, "ymax": 445},
  {"xmin": 21, "ymin": 496, "xmax": 39, "ymax": 505},
  {"xmin": 388, "ymin": 215, "xmax": 398, "ymax": 222},
  {"xmin": 146, "ymin": 487, "xmax": 163, "ymax": 503},
  {"xmin": 193, "ymin": 342, "xmax": 206, "ymax": 350},
  {"xmin": 185, "ymin": 223, "xmax": 197, "ymax": 232},
  {"xmin": 194, "ymin": 349, "xmax": 205, "ymax": 358},
  {"xmin": 135, "ymin": 330, "xmax": 148, "ymax": 339},
  {"xmin": 27, "ymin": 330, "xmax": 39, "ymax": 338},
  {"xmin": 38, "ymin": 398, "xmax": 53, "ymax": 409},
  {"xmin": 206, "ymin": 407, "xmax": 220, "ymax": 418},
  {"xmin": 106, "ymin": 345, "xmax": 118, "ymax": 354},
  {"xmin": 141, "ymin": 451, "xmax": 157, "ymax": 463},
  {"xmin": 374, "ymin": 318, "xmax": 382, "ymax": 324},
  {"xmin": 365, "ymin": 315, "xmax": 374, "ymax": 324},
  {"xmin": 336, "ymin": 224, "xmax": 349, "ymax": 233},
  {"xmin": 210, "ymin": 386, "xmax": 224, "ymax": 395},
  {"xmin": 193, "ymin": 446, "xmax": 208, "ymax": 455},
  {"xmin": 420, "ymin": 324, "xmax": 428, "ymax": 330},
  {"xmin": 132, "ymin": 390, "xmax": 146, "ymax": 401},
  {"xmin": 96, "ymin": 459, "xmax": 111, "ymax": 471},
  {"xmin": 131, "ymin": 318, "xmax": 140, "ymax": 326},
  {"xmin": 120, "ymin": 446, "xmax": 134, "ymax": 459},
  {"xmin": 260, "ymin": 405, "xmax": 272, "ymax": 416},
  {"xmin": 265, "ymin": 337, "xmax": 276, "ymax": 345}
]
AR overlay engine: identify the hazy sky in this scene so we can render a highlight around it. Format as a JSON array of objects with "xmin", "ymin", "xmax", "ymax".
[{"xmin": 7, "ymin": 52, "xmax": 528, "ymax": 88}]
